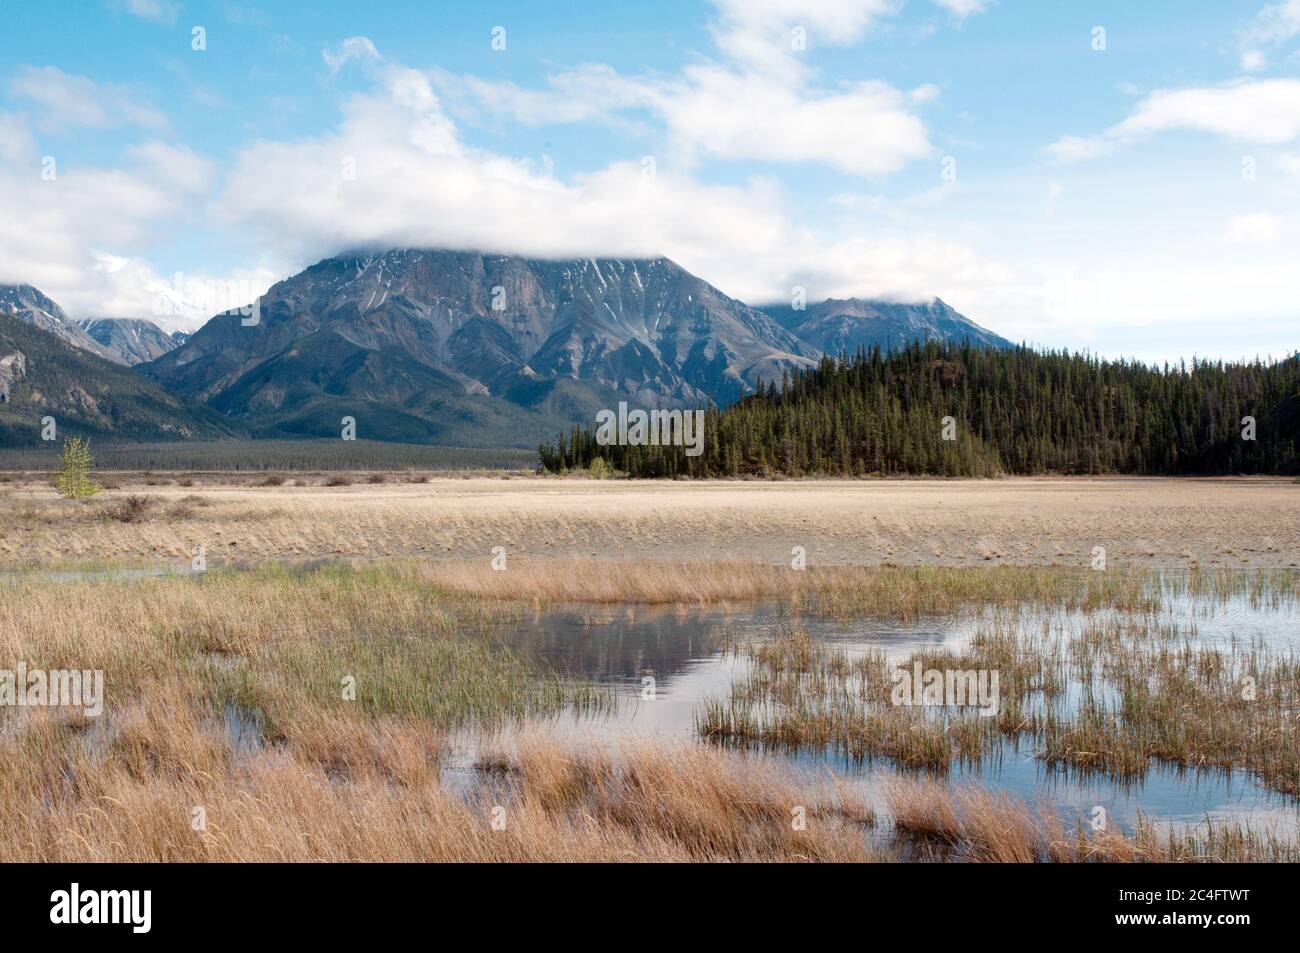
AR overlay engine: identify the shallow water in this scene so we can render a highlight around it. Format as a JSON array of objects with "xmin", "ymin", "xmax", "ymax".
[{"xmin": 489, "ymin": 588, "xmax": 1300, "ymax": 837}]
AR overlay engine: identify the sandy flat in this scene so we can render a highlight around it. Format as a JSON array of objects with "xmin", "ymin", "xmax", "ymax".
[{"xmin": 1, "ymin": 475, "xmax": 1296, "ymax": 569}]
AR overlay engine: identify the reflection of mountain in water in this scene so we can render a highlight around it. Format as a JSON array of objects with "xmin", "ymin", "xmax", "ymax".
[{"xmin": 501, "ymin": 604, "xmax": 735, "ymax": 685}]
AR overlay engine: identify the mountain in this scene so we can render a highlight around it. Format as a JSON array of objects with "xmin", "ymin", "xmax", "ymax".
[
  {"xmin": 76, "ymin": 317, "xmax": 183, "ymax": 366},
  {"xmin": 0, "ymin": 312, "xmax": 241, "ymax": 446},
  {"xmin": 143, "ymin": 250, "xmax": 818, "ymax": 445},
  {"xmin": 762, "ymin": 297, "xmax": 1011, "ymax": 357},
  {"xmin": 0, "ymin": 284, "xmax": 121, "ymax": 363}
]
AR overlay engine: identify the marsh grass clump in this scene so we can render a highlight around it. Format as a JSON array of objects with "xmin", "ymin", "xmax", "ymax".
[
  {"xmin": 884, "ymin": 778, "xmax": 1300, "ymax": 863},
  {"xmin": 471, "ymin": 731, "xmax": 879, "ymax": 861},
  {"xmin": 0, "ymin": 562, "xmax": 592, "ymax": 727},
  {"xmin": 701, "ymin": 628, "xmax": 1005, "ymax": 769},
  {"xmin": 1035, "ymin": 639, "xmax": 1300, "ymax": 796},
  {"xmin": 101, "ymin": 494, "xmax": 158, "ymax": 523},
  {"xmin": 704, "ymin": 579, "xmax": 1300, "ymax": 798},
  {"xmin": 0, "ymin": 713, "xmax": 883, "ymax": 861},
  {"xmin": 204, "ymin": 631, "xmax": 611, "ymax": 734},
  {"xmin": 422, "ymin": 561, "xmax": 1166, "ymax": 615}
]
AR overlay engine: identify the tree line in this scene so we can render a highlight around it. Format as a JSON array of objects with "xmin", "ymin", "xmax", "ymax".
[{"xmin": 539, "ymin": 342, "xmax": 1300, "ymax": 478}]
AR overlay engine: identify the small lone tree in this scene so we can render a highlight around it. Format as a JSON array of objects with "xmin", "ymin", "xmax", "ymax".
[{"xmin": 56, "ymin": 436, "xmax": 99, "ymax": 499}]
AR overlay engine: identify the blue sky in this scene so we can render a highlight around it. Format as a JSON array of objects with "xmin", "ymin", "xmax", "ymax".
[{"xmin": 1, "ymin": 0, "xmax": 1297, "ymax": 363}]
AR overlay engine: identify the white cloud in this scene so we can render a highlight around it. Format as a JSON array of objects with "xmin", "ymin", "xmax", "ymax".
[
  {"xmin": 1044, "ymin": 134, "xmax": 1116, "ymax": 163},
  {"xmin": 426, "ymin": 0, "xmax": 932, "ymax": 178},
  {"xmin": 212, "ymin": 53, "xmax": 993, "ymax": 309},
  {"xmin": 82, "ymin": 253, "xmax": 278, "ymax": 331},
  {"xmin": 123, "ymin": 141, "xmax": 216, "ymax": 192},
  {"xmin": 0, "ymin": 114, "xmax": 239, "ymax": 328},
  {"xmin": 323, "ymin": 36, "xmax": 381, "ymax": 74},
  {"xmin": 0, "ymin": 111, "xmax": 37, "ymax": 164},
  {"xmin": 1277, "ymin": 152, "xmax": 1300, "ymax": 174},
  {"xmin": 661, "ymin": 67, "xmax": 931, "ymax": 175},
  {"xmin": 931, "ymin": 0, "xmax": 993, "ymax": 22},
  {"xmin": 1240, "ymin": 50, "xmax": 1268, "ymax": 72},
  {"xmin": 1238, "ymin": 0, "xmax": 1300, "ymax": 71},
  {"xmin": 7, "ymin": 66, "xmax": 166, "ymax": 133},
  {"xmin": 432, "ymin": 64, "xmax": 654, "ymax": 129},
  {"xmin": 1227, "ymin": 212, "xmax": 1281, "ymax": 243},
  {"xmin": 710, "ymin": 0, "xmax": 897, "ymax": 66},
  {"xmin": 121, "ymin": 0, "xmax": 180, "ymax": 25},
  {"xmin": 1048, "ymin": 79, "xmax": 1300, "ymax": 161},
  {"xmin": 1114, "ymin": 80, "xmax": 1300, "ymax": 141}
]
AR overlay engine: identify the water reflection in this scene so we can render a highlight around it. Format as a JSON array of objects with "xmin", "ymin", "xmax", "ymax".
[{"xmin": 494, "ymin": 591, "xmax": 1300, "ymax": 837}]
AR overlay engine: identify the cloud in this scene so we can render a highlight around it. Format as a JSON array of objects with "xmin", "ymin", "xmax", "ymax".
[
  {"xmin": 1277, "ymin": 152, "xmax": 1300, "ymax": 174},
  {"xmin": 1238, "ymin": 0, "xmax": 1300, "ymax": 70},
  {"xmin": 709, "ymin": 0, "xmax": 896, "ymax": 68},
  {"xmin": 1240, "ymin": 50, "xmax": 1268, "ymax": 72},
  {"xmin": 121, "ymin": 0, "xmax": 179, "ymax": 25},
  {"xmin": 1227, "ymin": 212, "xmax": 1281, "ymax": 243},
  {"xmin": 0, "ymin": 114, "xmax": 234, "ymax": 327},
  {"xmin": 931, "ymin": 0, "xmax": 993, "ymax": 21},
  {"xmin": 1047, "ymin": 79, "xmax": 1300, "ymax": 161},
  {"xmin": 7, "ymin": 66, "xmax": 167, "ymax": 133},
  {"xmin": 433, "ymin": 64, "xmax": 655, "ymax": 129},
  {"xmin": 0, "ymin": 111, "xmax": 37, "ymax": 164},
  {"xmin": 323, "ymin": 36, "xmax": 381, "ymax": 74},
  {"xmin": 1044, "ymin": 135, "xmax": 1115, "ymax": 163},
  {"xmin": 124, "ymin": 141, "xmax": 217, "ymax": 192},
  {"xmin": 74, "ymin": 253, "xmax": 277, "ymax": 331},
  {"xmin": 660, "ymin": 67, "xmax": 931, "ymax": 175},
  {"xmin": 213, "ymin": 51, "xmax": 993, "ymax": 308},
  {"xmin": 423, "ymin": 0, "xmax": 932, "ymax": 178}
]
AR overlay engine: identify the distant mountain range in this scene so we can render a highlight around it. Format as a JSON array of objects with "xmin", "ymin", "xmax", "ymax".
[
  {"xmin": 763, "ymin": 296, "xmax": 1010, "ymax": 355},
  {"xmin": 0, "ymin": 256, "xmax": 1012, "ymax": 448},
  {"xmin": 0, "ymin": 284, "xmax": 120, "ymax": 363},
  {"xmin": 0, "ymin": 313, "xmax": 239, "ymax": 444},
  {"xmin": 140, "ymin": 251, "xmax": 822, "ymax": 445},
  {"xmin": 77, "ymin": 318, "xmax": 188, "ymax": 366}
]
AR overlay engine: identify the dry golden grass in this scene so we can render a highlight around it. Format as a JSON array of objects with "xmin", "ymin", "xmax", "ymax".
[
  {"xmin": 0, "ymin": 563, "xmax": 604, "ymax": 733},
  {"xmin": 2, "ymin": 476, "xmax": 1296, "ymax": 568},
  {"xmin": 422, "ymin": 559, "xmax": 1164, "ymax": 615},
  {"xmin": 7, "ymin": 694, "xmax": 1284, "ymax": 861},
  {"xmin": 885, "ymin": 777, "xmax": 1299, "ymax": 863},
  {"xmin": 0, "ymin": 703, "xmax": 881, "ymax": 862},
  {"xmin": 3, "ymin": 549, "xmax": 1296, "ymax": 862}
]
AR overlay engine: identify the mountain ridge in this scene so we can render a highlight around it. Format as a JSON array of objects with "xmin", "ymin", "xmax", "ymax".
[
  {"xmin": 761, "ymin": 295, "xmax": 1011, "ymax": 357},
  {"xmin": 0, "ymin": 312, "xmax": 242, "ymax": 445},
  {"xmin": 76, "ymin": 317, "xmax": 184, "ymax": 366},
  {"xmin": 0, "ymin": 284, "xmax": 122, "ymax": 364},
  {"xmin": 141, "ymin": 249, "xmax": 824, "ymax": 444},
  {"xmin": 5, "ymin": 254, "xmax": 1014, "ymax": 447}
]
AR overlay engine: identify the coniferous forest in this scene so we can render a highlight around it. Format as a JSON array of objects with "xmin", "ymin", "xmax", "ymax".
[{"xmin": 540, "ymin": 343, "xmax": 1300, "ymax": 478}]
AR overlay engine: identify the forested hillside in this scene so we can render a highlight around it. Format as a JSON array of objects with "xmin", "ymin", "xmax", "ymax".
[{"xmin": 541, "ymin": 343, "xmax": 1300, "ymax": 478}]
